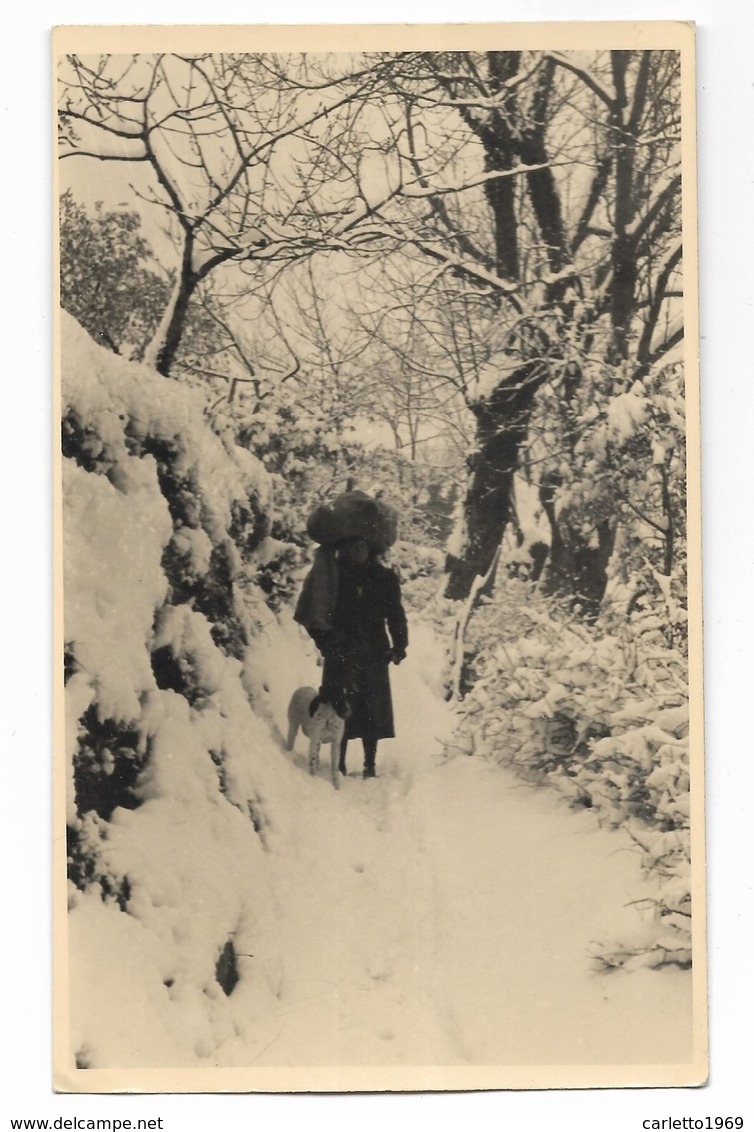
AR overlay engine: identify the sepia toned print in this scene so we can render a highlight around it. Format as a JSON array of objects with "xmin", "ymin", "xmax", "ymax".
[{"xmin": 53, "ymin": 22, "xmax": 705, "ymax": 1092}]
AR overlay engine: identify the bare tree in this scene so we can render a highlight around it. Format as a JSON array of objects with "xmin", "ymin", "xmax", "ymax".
[
  {"xmin": 339, "ymin": 50, "xmax": 683, "ymax": 608},
  {"xmin": 58, "ymin": 52, "xmax": 405, "ymax": 376},
  {"xmin": 59, "ymin": 50, "xmax": 683, "ymax": 616}
]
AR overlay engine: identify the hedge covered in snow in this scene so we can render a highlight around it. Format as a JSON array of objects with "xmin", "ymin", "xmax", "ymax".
[
  {"xmin": 60, "ymin": 313, "xmax": 300, "ymax": 1067},
  {"xmin": 448, "ymin": 577, "xmax": 693, "ymax": 971}
]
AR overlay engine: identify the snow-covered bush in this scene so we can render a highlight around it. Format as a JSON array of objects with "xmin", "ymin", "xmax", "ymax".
[
  {"xmin": 61, "ymin": 314, "xmax": 302, "ymax": 1066},
  {"xmin": 452, "ymin": 577, "xmax": 692, "ymax": 970},
  {"xmin": 205, "ymin": 382, "xmax": 461, "ymax": 609},
  {"xmin": 387, "ymin": 540, "xmax": 445, "ymax": 609},
  {"xmin": 513, "ymin": 357, "xmax": 687, "ymax": 620}
]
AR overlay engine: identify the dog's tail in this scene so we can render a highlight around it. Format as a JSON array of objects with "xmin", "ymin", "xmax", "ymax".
[{"xmin": 285, "ymin": 706, "xmax": 300, "ymax": 750}]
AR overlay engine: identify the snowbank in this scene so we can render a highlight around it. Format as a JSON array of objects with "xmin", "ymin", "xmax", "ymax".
[{"xmin": 61, "ymin": 314, "xmax": 290, "ymax": 1068}]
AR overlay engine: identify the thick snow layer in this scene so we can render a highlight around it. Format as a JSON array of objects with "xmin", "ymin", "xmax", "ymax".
[
  {"xmin": 606, "ymin": 383, "xmax": 648, "ymax": 445},
  {"xmin": 68, "ymin": 618, "xmax": 692, "ymax": 1070},
  {"xmin": 63, "ymin": 456, "xmax": 171, "ymax": 723},
  {"xmin": 61, "ymin": 312, "xmax": 271, "ymax": 542},
  {"xmin": 224, "ymin": 621, "xmax": 692, "ymax": 1069}
]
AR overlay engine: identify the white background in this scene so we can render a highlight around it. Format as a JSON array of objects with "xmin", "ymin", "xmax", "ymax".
[{"xmin": 3, "ymin": 1, "xmax": 751, "ymax": 1127}]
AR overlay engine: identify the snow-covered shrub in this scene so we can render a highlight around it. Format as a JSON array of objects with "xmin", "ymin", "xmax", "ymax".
[
  {"xmin": 388, "ymin": 540, "xmax": 446, "ymax": 609},
  {"xmin": 452, "ymin": 576, "xmax": 692, "ymax": 969},
  {"xmin": 514, "ymin": 358, "xmax": 687, "ymax": 620},
  {"xmin": 61, "ymin": 314, "xmax": 299, "ymax": 1066},
  {"xmin": 246, "ymin": 535, "xmax": 306, "ymax": 612},
  {"xmin": 206, "ymin": 395, "xmax": 358, "ymax": 607},
  {"xmin": 207, "ymin": 382, "xmax": 462, "ymax": 608}
]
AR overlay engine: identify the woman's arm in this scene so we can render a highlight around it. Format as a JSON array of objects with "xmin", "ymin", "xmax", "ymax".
[{"xmin": 384, "ymin": 570, "xmax": 408, "ymax": 659}]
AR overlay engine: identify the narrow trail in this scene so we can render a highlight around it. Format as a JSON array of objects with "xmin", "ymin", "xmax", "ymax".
[{"xmin": 247, "ymin": 619, "xmax": 693, "ymax": 1069}]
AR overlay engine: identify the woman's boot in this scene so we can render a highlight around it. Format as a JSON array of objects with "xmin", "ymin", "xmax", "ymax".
[{"xmin": 362, "ymin": 738, "xmax": 377, "ymax": 778}]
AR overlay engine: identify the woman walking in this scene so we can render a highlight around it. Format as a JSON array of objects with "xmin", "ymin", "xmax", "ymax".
[{"xmin": 294, "ymin": 494, "xmax": 408, "ymax": 778}]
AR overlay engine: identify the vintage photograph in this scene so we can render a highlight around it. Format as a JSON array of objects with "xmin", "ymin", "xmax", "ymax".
[{"xmin": 53, "ymin": 22, "xmax": 705, "ymax": 1091}]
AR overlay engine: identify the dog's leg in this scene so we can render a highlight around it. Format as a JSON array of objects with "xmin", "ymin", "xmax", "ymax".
[
  {"xmin": 285, "ymin": 715, "xmax": 298, "ymax": 751},
  {"xmin": 308, "ymin": 733, "xmax": 320, "ymax": 777},
  {"xmin": 330, "ymin": 737, "xmax": 340, "ymax": 790}
]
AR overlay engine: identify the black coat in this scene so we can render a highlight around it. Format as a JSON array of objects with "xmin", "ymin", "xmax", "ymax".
[{"xmin": 310, "ymin": 560, "xmax": 408, "ymax": 741}]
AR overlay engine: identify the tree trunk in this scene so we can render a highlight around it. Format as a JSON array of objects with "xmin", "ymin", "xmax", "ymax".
[
  {"xmin": 445, "ymin": 361, "xmax": 547, "ymax": 599},
  {"xmin": 153, "ymin": 275, "xmax": 197, "ymax": 378},
  {"xmin": 143, "ymin": 233, "xmax": 198, "ymax": 378},
  {"xmin": 539, "ymin": 472, "xmax": 616, "ymax": 621}
]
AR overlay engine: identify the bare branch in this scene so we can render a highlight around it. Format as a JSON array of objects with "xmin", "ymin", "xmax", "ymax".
[{"xmin": 546, "ymin": 52, "xmax": 615, "ymax": 109}]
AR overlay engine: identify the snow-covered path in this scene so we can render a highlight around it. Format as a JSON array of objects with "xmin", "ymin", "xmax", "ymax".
[{"xmin": 243, "ymin": 620, "xmax": 693, "ymax": 1069}]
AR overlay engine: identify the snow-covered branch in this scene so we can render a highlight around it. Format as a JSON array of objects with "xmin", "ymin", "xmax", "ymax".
[
  {"xmin": 545, "ymin": 52, "xmax": 615, "ymax": 108},
  {"xmin": 399, "ymin": 163, "xmax": 551, "ymax": 199}
]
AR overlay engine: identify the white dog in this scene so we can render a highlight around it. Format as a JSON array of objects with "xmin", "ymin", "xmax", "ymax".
[{"xmin": 286, "ymin": 686, "xmax": 346, "ymax": 790}]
